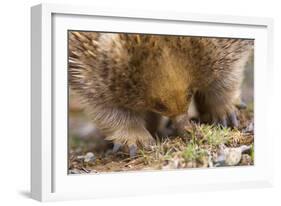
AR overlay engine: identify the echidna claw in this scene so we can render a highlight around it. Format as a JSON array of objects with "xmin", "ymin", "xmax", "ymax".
[
  {"xmin": 129, "ymin": 145, "xmax": 137, "ymax": 158},
  {"xmin": 214, "ymin": 111, "xmax": 238, "ymax": 128},
  {"xmin": 112, "ymin": 143, "xmax": 122, "ymax": 153},
  {"xmin": 236, "ymin": 101, "xmax": 247, "ymax": 110},
  {"xmin": 218, "ymin": 118, "xmax": 227, "ymax": 128},
  {"xmin": 228, "ymin": 112, "xmax": 238, "ymax": 128}
]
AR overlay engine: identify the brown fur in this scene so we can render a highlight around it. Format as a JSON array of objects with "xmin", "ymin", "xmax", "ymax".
[{"xmin": 69, "ymin": 31, "xmax": 253, "ymax": 148}]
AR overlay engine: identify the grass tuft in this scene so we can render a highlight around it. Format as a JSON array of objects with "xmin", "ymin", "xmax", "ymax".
[{"xmin": 69, "ymin": 109, "xmax": 254, "ymax": 172}]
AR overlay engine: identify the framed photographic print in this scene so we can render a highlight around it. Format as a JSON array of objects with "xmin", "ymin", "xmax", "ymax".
[{"xmin": 31, "ymin": 3, "xmax": 274, "ymax": 201}]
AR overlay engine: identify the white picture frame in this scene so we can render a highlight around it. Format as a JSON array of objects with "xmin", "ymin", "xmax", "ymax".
[{"xmin": 31, "ymin": 3, "xmax": 274, "ymax": 202}]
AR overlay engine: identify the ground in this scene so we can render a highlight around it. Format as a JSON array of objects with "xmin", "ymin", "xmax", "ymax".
[
  {"xmin": 68, "ymin": 53, "xmax": 254, "ymax": 174},
  {"xmin": 68, "ymin": 104, "xmax": 254, "ymax": 174}
]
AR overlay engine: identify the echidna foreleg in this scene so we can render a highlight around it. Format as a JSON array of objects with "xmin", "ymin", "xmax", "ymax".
[
  {"xmin": 86, "ymin": 106, "xmax": 155, "ymax": 157},
  {"xmin": 194, "ymin": 82, "xmax": 240, "ymax": 128}
]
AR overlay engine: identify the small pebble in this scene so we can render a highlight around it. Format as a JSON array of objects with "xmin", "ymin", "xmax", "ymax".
[
  {"xmin": 215, "ymin": 154, "xmax": 226, "ymax": 166},
  {"xmin": 69, "ymin": 169, "xmax": 83, "ymax": 174},
  {"xmin": 84, "ymin": 152, "xmax": 96, "ymax": 163},
  {"xmin": 77, "ymin": 155, "xmax": 85, "ymax": 160},
  {"xmin": 240, "ymin": 154, "xmax": 252, "ymax": 165},
  {"xmin": 224, "ymin": 148, "xmax": 242, "ymax": 166},
  {"xmin": 214, "ymin": 145, "xmax": 251, "ymax": 166},
  {"xmin": 208, "ymin": 153, "xmax": 214, "ymax": 168}
]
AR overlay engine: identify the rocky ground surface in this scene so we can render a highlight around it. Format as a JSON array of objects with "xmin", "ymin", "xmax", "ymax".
[{"xmin": 68, "ymin": 105, "xmax": 254, "ymax": 174}]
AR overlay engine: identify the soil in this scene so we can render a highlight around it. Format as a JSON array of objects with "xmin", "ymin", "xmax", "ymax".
[{"xmin": 68, "ymin": 107, "xmax": 254, "ymax": 174}]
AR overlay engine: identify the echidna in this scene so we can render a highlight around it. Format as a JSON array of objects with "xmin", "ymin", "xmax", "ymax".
[{"xmin": 69, "ymin": 31, "xmax": 253, "ymax": 156}]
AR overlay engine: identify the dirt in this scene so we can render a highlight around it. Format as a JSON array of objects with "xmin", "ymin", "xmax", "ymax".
[{"xmin": 68, "ymin": 107, "xmax": 254, "ymax": 174}]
